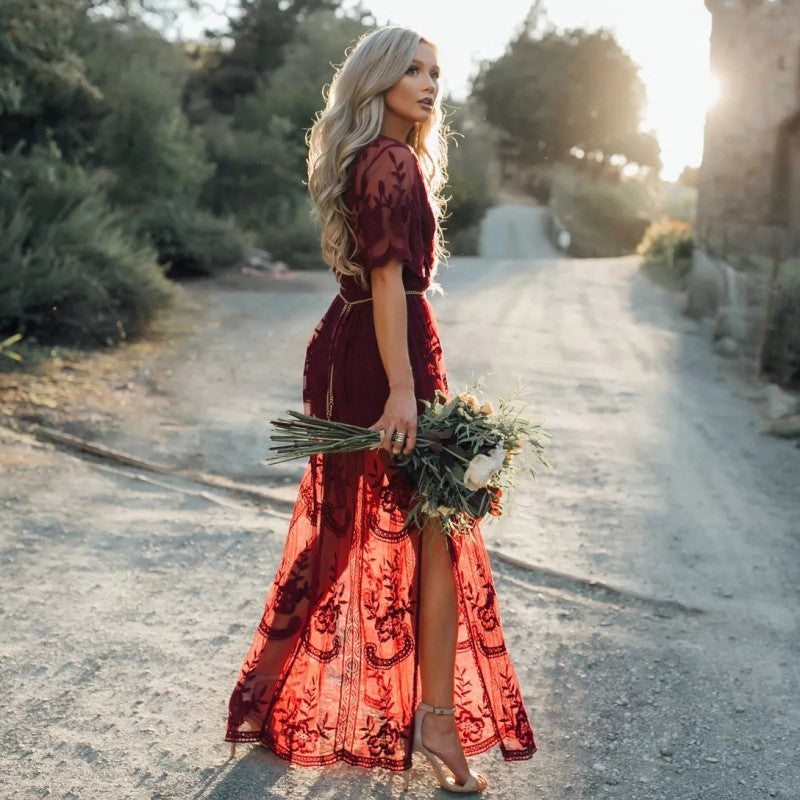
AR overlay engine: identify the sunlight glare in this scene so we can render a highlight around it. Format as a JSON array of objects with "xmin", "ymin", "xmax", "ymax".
[
  {"xmin": 176, "ymin": 0, "xmax": 714, "ymax": 182},
  {"xmin": 705, "ymin": 73, "xmax": 722, "ymax": 108}
]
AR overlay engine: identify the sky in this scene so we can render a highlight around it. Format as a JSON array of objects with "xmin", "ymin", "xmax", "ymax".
[{"xmin": 175, "ymin": 1, "xmax": 715, "ymax": 181}]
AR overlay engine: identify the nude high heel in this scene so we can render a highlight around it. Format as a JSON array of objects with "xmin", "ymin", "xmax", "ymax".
[
  {"xmin": 411, "ymin": 701, "xmax": 488, "ymax": 793},
  {"xmin": 229, "ymin": 714, "xmax": 263, "ymax": 759}
]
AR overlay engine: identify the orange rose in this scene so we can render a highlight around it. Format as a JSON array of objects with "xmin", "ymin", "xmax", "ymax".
[{"xmin": 461, "ymin": 393, "xmax": 481, "ymax": 414}]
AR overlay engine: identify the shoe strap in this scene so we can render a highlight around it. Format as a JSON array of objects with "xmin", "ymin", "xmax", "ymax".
[{"xmin": 419, "ymin": 701, "xmax": 456, "ymax": 715}]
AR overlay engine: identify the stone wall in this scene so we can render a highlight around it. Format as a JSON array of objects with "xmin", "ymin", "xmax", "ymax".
[{"xmin": 698, "ymin": 0, "xmax": 800, "ymax": 259}]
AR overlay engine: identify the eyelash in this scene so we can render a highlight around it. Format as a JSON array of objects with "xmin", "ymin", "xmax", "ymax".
[{"xmin": 407, "ymin": 66, "xmax": 439, "ymax": 80}]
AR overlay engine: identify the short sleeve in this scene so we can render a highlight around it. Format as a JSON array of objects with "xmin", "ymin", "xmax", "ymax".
[{"xmin": 350, "ymin": 142, "xmax": 420, "ymax": 272}]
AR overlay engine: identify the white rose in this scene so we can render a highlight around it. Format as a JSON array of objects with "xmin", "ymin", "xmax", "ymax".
[
  {"xmin": 464, "ymin": 453, "xmax": 499, "ymax": 490},
  {"xmin": 488, "ymin": 446, "xmax": 506, "ymax": 470}
]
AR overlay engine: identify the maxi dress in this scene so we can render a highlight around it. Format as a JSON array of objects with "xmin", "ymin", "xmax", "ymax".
[{"xmin": 224, "ymin": 134, "xmax": 537, "ymax": 771}]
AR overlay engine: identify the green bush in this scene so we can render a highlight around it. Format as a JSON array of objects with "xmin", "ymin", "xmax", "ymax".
[
  {"xmin": 200, "ymin": 112, "xmax": 306, "ymax": 234},
  {"xmin": 635, "ymin": 218, "xmax": 694, "ymax": 289},
  {"xmin": 134, "ymin": 201, "xmax": 249, "ymax": 277},
  {"xmin": 79, "ymin": 19, "xmax": 213, "ymax": 207},
  {"xmin": 573, "ymin": 180, "xmax": 650, "ymax": 253},
  {"xmin": 261, "ymin": 199, "xmax": 325, "ymax": 271},
  {"xmin": 0, "ymin": 147, "xmax": 176, "ymax": 346},
  {"xmin": 636, "ymin": 218, "xmax": 694, "ymax": 261},
  {"xmin": 445, "ymin": 109, "xmax": 498, "ymax": 242},
  {"xmin": 550, "ymin": 163, "xmax": 651, "ymax": 257}
]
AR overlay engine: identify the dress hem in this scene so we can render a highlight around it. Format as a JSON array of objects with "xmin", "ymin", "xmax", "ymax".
[{"xmin": 224, "ymin": 730, "xmax": 536, "ymax": 772}]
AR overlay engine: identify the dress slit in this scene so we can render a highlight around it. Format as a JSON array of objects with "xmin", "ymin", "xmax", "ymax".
[{"xmin": 225, "ymin": 450, "xmax": 536, "ymax": 770}]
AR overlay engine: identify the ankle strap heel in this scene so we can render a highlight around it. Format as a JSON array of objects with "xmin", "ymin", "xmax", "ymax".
[
  {"xmin": 411, "ymin": 701, "xmax": 488, "ymax": 793},
  {"xmin": 418, "ymin": 701, "xmax": 455, "ymax": 715}
]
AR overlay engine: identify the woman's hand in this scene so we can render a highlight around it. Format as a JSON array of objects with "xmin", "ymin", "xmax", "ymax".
[{"xmin": 369, "ymin": 383, "xmax": 417, "ymax": 457}]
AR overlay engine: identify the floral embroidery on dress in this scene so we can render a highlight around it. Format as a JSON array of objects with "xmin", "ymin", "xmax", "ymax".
[
  {"xmin": 313, "ymin": 581, "xmax": 345, "ymax": 635},
  {"xmin": 363, "ymin": 550, "xmax": 414, "ymax": 668},
  {"xmin": 349, "ymin": 140, "xmax": 434, "ymax": 275},
  {"xmin": 361, "ymin": 671, "xmax": 408, "ymax": 757},
  {"xmin": 272, "ymin": 677, "xmax": 337, "ymax": 755},
  {"xmin": 272, "ymin": 552, "xmax": 310, "ymax": 615},
  {"xmin": 224, "ymin": 135, "xmax": 536, "ymax": 770}
]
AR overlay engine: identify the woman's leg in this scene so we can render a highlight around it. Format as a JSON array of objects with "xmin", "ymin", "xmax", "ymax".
[
  {"xmin": 419, "ymin": 519, "xmax": 458, "ymax": 706},
  {"xmin": 417, "ymin": 520, "xmax": 488, "ymax": 788}
]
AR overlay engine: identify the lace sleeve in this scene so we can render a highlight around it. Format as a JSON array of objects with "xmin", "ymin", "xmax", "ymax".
[{"xmin": 350, "ymin": 142, "xmax": 420, "ymax": 272}]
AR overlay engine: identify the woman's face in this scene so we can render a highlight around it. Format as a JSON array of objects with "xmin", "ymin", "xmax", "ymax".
[{"xmin": 383, "ymin": 42, "xmax": 440, "ymax": 131}]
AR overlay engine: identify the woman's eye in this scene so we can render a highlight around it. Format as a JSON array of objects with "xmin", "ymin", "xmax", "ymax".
[{"xmin": 406, "ymin": 66, "xmax": 418, "ymax": 75}]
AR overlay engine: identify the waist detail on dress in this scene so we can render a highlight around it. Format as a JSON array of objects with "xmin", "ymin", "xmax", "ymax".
[
  {"xmin": 326, "ymin": 289, "xmax": 426, "ymax": 420},
  {"xmin": 337, "ymin": 289, "xmax": 425, "ymax": 308}
]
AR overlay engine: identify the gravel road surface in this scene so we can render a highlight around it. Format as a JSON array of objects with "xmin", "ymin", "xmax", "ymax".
[{"xmin": 1, "ymin": 205, "xmax": 798, "ymax": 800}]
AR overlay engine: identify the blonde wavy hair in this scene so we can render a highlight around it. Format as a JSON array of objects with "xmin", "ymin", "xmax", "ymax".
[{"xmin": 306, "ymin": 25, "xmax": 449, "ymax": 289}]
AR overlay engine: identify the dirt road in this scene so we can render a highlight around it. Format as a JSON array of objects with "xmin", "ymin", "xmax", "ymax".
[{"xmin": 1, "ymin": 205, "xmax": 798, "ymax": 799}]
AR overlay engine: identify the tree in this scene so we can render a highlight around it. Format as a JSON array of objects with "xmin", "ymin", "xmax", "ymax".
[
  {"xmin": 199, "ymin": 9, "xmax": 369, "ymax": 264},
  {"xmin": 0, "ymin": 0, "xmax": 100, "ymax": 155},
  {"xmin": 76, "ymin": 18, "xmax": 212, "ymax": 206},
  {"xmin": 81, "ymin": 0, "xmax": 226, "ymax": 26},
  {"xmin": 472, "ymin": 25, "xmax": 660, "ymax": 173},
  {"xmin": 200, "ymin": 0, "xmax": 344, "ymax": 114}
]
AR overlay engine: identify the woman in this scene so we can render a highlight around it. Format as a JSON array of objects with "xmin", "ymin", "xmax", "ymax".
[{"xmin": 224, "ymin": 26, "xmax": 536, "ymax": 792}]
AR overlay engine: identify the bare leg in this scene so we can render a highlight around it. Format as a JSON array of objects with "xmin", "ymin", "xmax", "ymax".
[{"xmin": 417, "ymin": 520, "xmax": 488, "ymax": 789}]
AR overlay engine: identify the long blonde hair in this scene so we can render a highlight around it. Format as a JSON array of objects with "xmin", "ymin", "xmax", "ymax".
[{"xmin": 306, "ymin": 26, "xmax": 449, "ymax": 288}]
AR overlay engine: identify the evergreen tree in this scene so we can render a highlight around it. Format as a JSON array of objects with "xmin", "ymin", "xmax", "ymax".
[
  {"xmin": 202, "ymin": 0, "xmax": 344, "ymax": 114},
  {"xmin": 0, "ymin": 0, "xmax": 99, "ymax": 156}
]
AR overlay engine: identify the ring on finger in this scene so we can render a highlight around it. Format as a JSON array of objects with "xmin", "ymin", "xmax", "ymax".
[{"xmin": 392, "ymin": 431, "xmax": 407, "ymax": 442}]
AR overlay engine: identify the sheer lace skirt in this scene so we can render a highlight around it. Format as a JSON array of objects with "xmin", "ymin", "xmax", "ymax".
[{"xmin": 224, "ymin": 449, "xmax": 536, "ymax": 770}]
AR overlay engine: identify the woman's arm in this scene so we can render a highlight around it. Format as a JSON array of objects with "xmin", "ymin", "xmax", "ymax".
[{"xmin": 368, "ymin": 259, "xmax": 417, "ymax": 457}]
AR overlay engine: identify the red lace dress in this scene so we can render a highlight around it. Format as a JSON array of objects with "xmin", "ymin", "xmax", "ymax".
[{"xmin": 224, "ymin": 135, "xmax": 537, "ymax": 770}]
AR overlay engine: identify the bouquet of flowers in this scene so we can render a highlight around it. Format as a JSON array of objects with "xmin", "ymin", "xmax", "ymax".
[{"xmin": 266, "ymin": 386, "xmax": 550, "ymax": 538}]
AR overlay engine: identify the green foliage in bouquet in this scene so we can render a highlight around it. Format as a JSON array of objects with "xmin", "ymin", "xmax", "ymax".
[
  {"xmin": 395, "ymin": 388, "xmax": 550, "ymax": 537},
  {"xmin": 266, "ymin": 384, "xmax": 550, "ymax": 539}
]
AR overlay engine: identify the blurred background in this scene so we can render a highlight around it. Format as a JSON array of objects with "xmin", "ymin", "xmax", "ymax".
[
  {"xmin": 3, "ymin": 7, "xmax": 800, "ymax": 798},
  {"xmin": 0, "ymin": 0, "xmax": 798, "ymax": 389}
]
